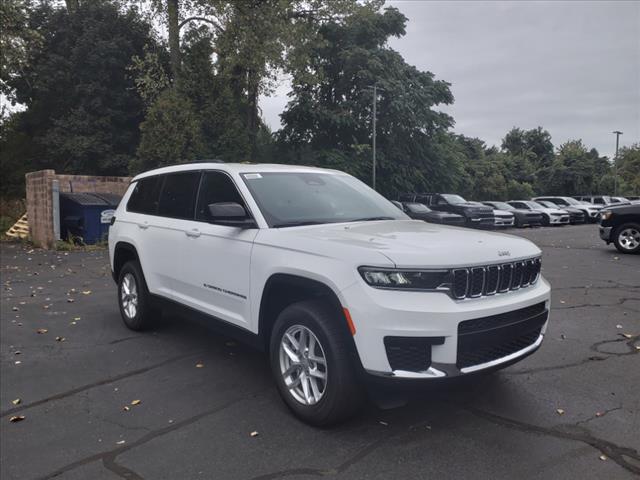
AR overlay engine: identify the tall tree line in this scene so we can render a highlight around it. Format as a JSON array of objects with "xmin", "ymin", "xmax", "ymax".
[{"xmin": 1, "ymin": 0, "xmax": 638, "ymax": 199}]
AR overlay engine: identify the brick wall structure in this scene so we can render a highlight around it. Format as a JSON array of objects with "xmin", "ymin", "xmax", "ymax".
[{"xmin": 25, "ymin": 170, "xmax": 132, "ymax": 248}]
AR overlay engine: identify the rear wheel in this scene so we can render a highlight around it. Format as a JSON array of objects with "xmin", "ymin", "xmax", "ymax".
[
  {"xmin": 117, "ymin": 261, "xmax": 159, "ymax": 330},
  {"xmin": 541, "ymin": 214, "xmax": 550, "ymax": 226},
  {"xmin": 613, "ymin": 223, "xmax": 640, "ymax": 254},
  {"xmin": 269, "ymin": 299, "xmax": 363, "ymax": 426}
]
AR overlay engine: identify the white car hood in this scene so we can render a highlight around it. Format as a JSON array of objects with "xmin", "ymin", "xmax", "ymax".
[{"xmin": 261, "ymin": 220, "xmax": 541, "ymax": 269}]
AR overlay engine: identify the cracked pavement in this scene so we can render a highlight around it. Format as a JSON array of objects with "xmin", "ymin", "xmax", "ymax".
[{"xmin": 1, "ymin": 224, "xmax": 639, "ymax": 479}]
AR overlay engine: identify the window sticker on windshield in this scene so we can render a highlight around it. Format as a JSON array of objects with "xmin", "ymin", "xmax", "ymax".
[{"xmin": 244, "ymin": 173, "xmax": 262, "ymax": 179}]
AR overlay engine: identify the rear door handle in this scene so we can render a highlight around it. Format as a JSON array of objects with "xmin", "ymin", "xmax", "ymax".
[
  {"xmin": 138, "ymin": 222, "xmax": 149, "ymax": 230},
  {"xmin": 185, "ymin": 229, "xmax": 201, "ymax": 238}
]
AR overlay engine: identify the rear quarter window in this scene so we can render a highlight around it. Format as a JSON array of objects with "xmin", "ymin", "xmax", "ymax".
[{"xmin": 127, "ymin": 176, "xmax": 163, "ymax": 214}]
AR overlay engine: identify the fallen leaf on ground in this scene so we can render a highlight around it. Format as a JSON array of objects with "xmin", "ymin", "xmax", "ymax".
[
  {"xmin": 82, "ymin": 290, "xmax": 92, "ymax": 295},
  {"xmin": 616, "ymin": 324, "xmax": 623, "ymax": 329},
  {"xmin": 12, "ymin": 307, "xmax": 18, "ymax": 311},
  {"xmin": 621, "ymin": 333, "xmax": 633, "ymax": 339},
  {"xmin": 36, "ymin": 328, "xmax": 48, "ymax": 334},
  {"xmin": 12, "ymin": 399, "xmax": 21, "ymax": 405},
  {"xmin": 195, "ymin": 363, "xmax": 204, "ymax": 368},
  {"xmin": 14, "ymin": 361, "xmax": 21, "ymax": 365},
  {"xmin": 116, "ymin": 440, "xmax": 125, "ymax": 445},
  {"xmin": 123, "ymin": 406, "xmax": 130, "ymax": 411},
  {"xmin": 130, "ymin": 399, "xmax": 141, "ymax": 406},
  {"xmin": 556, "ymin": 408, "xmax": 565, "ymax": 415},
  {"xmin": 379, "ymin": 421, "xmax": 388, "ymax": 426},
  {"xmin": 74, "ymin": 317, "xmax": 81, "ymax": 321},
  {"xmin": 67, "ymin": 298, "xmax": 74, "ymax": 303},
  {"xmin": 599, "ymin": 455, "xmax": 607, "ymax": 461},
  {"xmin": 55, "ymin": 336, "xmax": 65, "ymax": 342},
  {"xmin": 250, "ymin": 431, "xmax": 259, "ymax": 437},
  {"xmin": 9, "ymin": 416, "xmax": 25, "ymax": 423}
]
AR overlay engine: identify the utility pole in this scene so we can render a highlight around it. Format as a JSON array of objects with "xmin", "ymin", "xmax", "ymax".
[
  {"xmin": 372, "ymin": 84, "xmax": 377, "ymax": 190},
  {"xmin": 613, "ymin": 131, "xmax": 623, "ymax": 196},
  {"xmin": 366, "ymin": 85, "xmax": 384, "ymax": 190}
]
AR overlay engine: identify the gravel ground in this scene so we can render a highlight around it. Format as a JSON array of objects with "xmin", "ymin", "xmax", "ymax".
[{"xmin": 1, "ymin": 224, "xmax": 638, "ymax": 480}]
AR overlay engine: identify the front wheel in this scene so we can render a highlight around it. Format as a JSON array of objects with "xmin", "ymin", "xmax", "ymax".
[
  {"xmin": 270, "ymin": 299, "xmax": 364, "ymax": 426},
  {"xmin": 117, "ymin": 261, "xmax": 159, "ymax": 330},
  {"xmin": 613, "ymin": 223, "xmax": 640, "ymax": 254},
  {"xmin": 541, "ymin": 214, "xmax": 550, "ymax": 226}
]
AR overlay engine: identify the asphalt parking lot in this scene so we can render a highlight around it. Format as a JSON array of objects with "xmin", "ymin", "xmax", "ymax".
[{"xmin": 1, "ymin": 224, "xmax": 639, "ymax": 480}]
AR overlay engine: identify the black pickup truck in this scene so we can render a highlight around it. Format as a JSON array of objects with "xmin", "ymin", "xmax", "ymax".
[
  {"xmin": 599, "ymin": 203, "xmax": 640, "ymax": 254},
  {"xmin": 399, "ymin": 193, "xmax": 494, "ymax": 228}
]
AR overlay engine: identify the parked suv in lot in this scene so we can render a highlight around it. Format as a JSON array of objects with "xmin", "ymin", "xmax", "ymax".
[
  {"xmin": 109, "ymin": 163, "xmax": 551, "ymax": 425},
  {"xmin": 399, "ymin": 193, "xmax": 495, "ymax": 228},
  {"xmin": 532, "ymin": 196, "xmax": 600, "ymax": 223},
  {"xmin": 508, "ymin": 201, "xmax": 570, "ymax": 226},
  {"xmin": 598, "ymin": 203, "xmax": 640, "ymax": 254}
]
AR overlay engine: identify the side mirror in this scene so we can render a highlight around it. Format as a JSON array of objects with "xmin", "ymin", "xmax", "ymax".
[{"xmin": 207, "ymin": 202, "xmax": 256, "ymax": 228}]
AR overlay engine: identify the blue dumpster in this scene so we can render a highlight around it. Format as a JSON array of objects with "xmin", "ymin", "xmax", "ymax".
[{"xmin": 59, "ymin": 192, "xmax": 121, "ymax": 244}]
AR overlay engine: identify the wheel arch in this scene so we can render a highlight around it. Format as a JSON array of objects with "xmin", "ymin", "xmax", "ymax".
[
  {"xmin": 258, "ymin": 273, "xmax": 354, "ymax": 352},
  {"xmin": 112, "ymin": 241, "xmax": 140, "ymax": 282}
]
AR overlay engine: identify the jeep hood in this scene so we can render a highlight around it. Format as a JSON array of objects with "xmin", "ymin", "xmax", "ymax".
[{"xmin": 271, "ymin": 220, "xmax": 541, "ymax": 268}]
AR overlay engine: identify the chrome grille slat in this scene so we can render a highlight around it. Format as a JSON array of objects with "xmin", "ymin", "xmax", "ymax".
[{"xmin": 450, "ymin": 258, "xmax": 540, "ymax": 300}]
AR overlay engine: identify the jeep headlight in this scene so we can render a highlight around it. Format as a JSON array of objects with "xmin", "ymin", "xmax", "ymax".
[
  {"xmin": 358, "ymin": 267, "xmax": 449, "ymax": 290},
  {"xmin": 600, "ymin": 210, "xmax": 612, "ymax": 221}
]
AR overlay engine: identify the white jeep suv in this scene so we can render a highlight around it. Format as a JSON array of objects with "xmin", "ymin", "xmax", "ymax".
[{"xmin": 109, "ymin": 163, "xmax": 551, "ymax": 425}]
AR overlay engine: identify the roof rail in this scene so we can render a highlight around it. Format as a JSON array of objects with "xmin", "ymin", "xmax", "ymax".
[{"xmin": 190, "ymin": 158, "xmax": 225, "ymax": 163}]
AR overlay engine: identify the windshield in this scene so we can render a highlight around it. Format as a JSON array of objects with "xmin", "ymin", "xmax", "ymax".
[
  {"xmin": 241, "ymin": 172, "xmax": 407, "ymax": 227},
  {"xmin": 406, "ymin": 202, "xmax": 431, "ymax": 213},
  {"xmin": 563, "ymin": 197, "xmax": 581, "ymax": 205},
  {"xmin": 441, "ymin": 194, "xmax": 467, "ymax": 204},
  {"xmin": 489, "ymin": 202, "xmax": 513, "ymax": 210},
  {"xmin": 525, "ymin": 201, "xmax": 545, "ymax": 209},
  {"xmin": 539, "ymin": 201, "xmax": 558, "ymax": 208}
]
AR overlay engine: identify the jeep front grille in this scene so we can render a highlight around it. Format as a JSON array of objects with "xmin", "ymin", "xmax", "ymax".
[{"xmin": 450, "ymin": 258, "xmax": 541, "ymax": 300}]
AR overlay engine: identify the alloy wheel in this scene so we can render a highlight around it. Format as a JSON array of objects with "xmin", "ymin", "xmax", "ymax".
[
  {"xmin": 279, "ymin": 325, "xmax": 328, "ymax": 405},
  {"xmin": 121, "ymin": 273, "xmax": 139, "ymax": 319},
  {"xmin": 618, "ymin": 228, "xmax": 640, "ymax": 251}
]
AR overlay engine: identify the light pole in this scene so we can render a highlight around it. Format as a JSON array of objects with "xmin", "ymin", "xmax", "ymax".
[
  {"xmin": 366, "ymin": 85, "xmax": 384, "ymax": 190},
  {"xmin": 613, "ymin": 130, "xmax": 623, "ymax": 195}
]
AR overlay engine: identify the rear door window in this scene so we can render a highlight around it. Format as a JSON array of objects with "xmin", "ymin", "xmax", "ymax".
[
  {"xmin": 157, "ymin": 171, "xmax": 201, "ymax": 219},
  {"xmin": 127, "ymin": 176, "xmax": 163, "ymax": 214},
  {"xmin": 195, "ymin": 171, "xmax": 247, "ymax": 222}
]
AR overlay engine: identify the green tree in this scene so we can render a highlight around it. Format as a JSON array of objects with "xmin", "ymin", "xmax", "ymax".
[
  {"xmin": 1, "ymin": 1, "xmax": 156, "ymax": 179},
  {"xmin": 502, "ymin": 126, "xmax": 554, "ymax": 171},
  {"xmin": 0, "ymin": 0, "xmax": 42, "ymax": 103},
  {"xmin": 617, "ymin": 144, "xmax": 640, "ymax": 195},
  {"xmin": 133, "ymin": 88, "xmax": 205, "ymax": 173},
  {"xmin": 279, "ymin": 6, "xmax": 456, "ymax": 197}
]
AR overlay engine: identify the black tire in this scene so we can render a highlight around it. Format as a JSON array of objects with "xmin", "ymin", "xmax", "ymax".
[
  {"xmin": 541, "ymin": 214, "xmax": 550, "ymax": 226},
  {"xmin": 117, "ymin": 260, "xmax": 159, "ymax": 331},
  {"xmin": 612, "ymin": 223, "xmax": 640, "ymax": 254},
  {"xmin": 269, "ymin": 299, "xmax": 364, "ymax": 426}
]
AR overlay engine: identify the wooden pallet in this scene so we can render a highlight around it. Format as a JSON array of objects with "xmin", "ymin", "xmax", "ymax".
[{"xmin": 5, "ymin": 213, "xmax": 29, "ymax": 239}]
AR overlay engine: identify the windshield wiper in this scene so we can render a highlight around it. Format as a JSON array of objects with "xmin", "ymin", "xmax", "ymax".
[
  {"xmin": 272, "ymin": 220, "xmax": 326, "ymax": 228},
  {"xmin": 348, "ymin": 216, "xmax": 395, "ymax": 222}
]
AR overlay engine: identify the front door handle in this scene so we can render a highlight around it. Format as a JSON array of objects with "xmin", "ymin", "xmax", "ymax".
[
  {"xmin": 138, "ymin": 222, "xmax": 149, "ymax": 230},
  {"xmin": 185, "ymin": 229, "xmax": 201, "ymax": 238}
]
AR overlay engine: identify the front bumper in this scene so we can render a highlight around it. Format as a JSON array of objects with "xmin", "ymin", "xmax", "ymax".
[
  {"xmin": 549, "ymin": 215, "xmax": 570, "ymax": 224},
  {"xmin": 494, "ymin": 217, "xmax": 515, "ymax": 227},
  {"xmin": 599, "ymin": 226, "xmax": 612, "ymax": 243},
  {"xmin": 469, "ymin": 217, "xmax": 495, "ymax": 228},
  {"xmin": 342, "ymin": 277, "xmax": 551, "ymax": 379}
]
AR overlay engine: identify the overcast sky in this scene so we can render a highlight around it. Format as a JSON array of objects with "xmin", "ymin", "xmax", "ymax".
[{"xmin": 261, "ymin": 0, "xmax": 640, "ymax": 158}]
